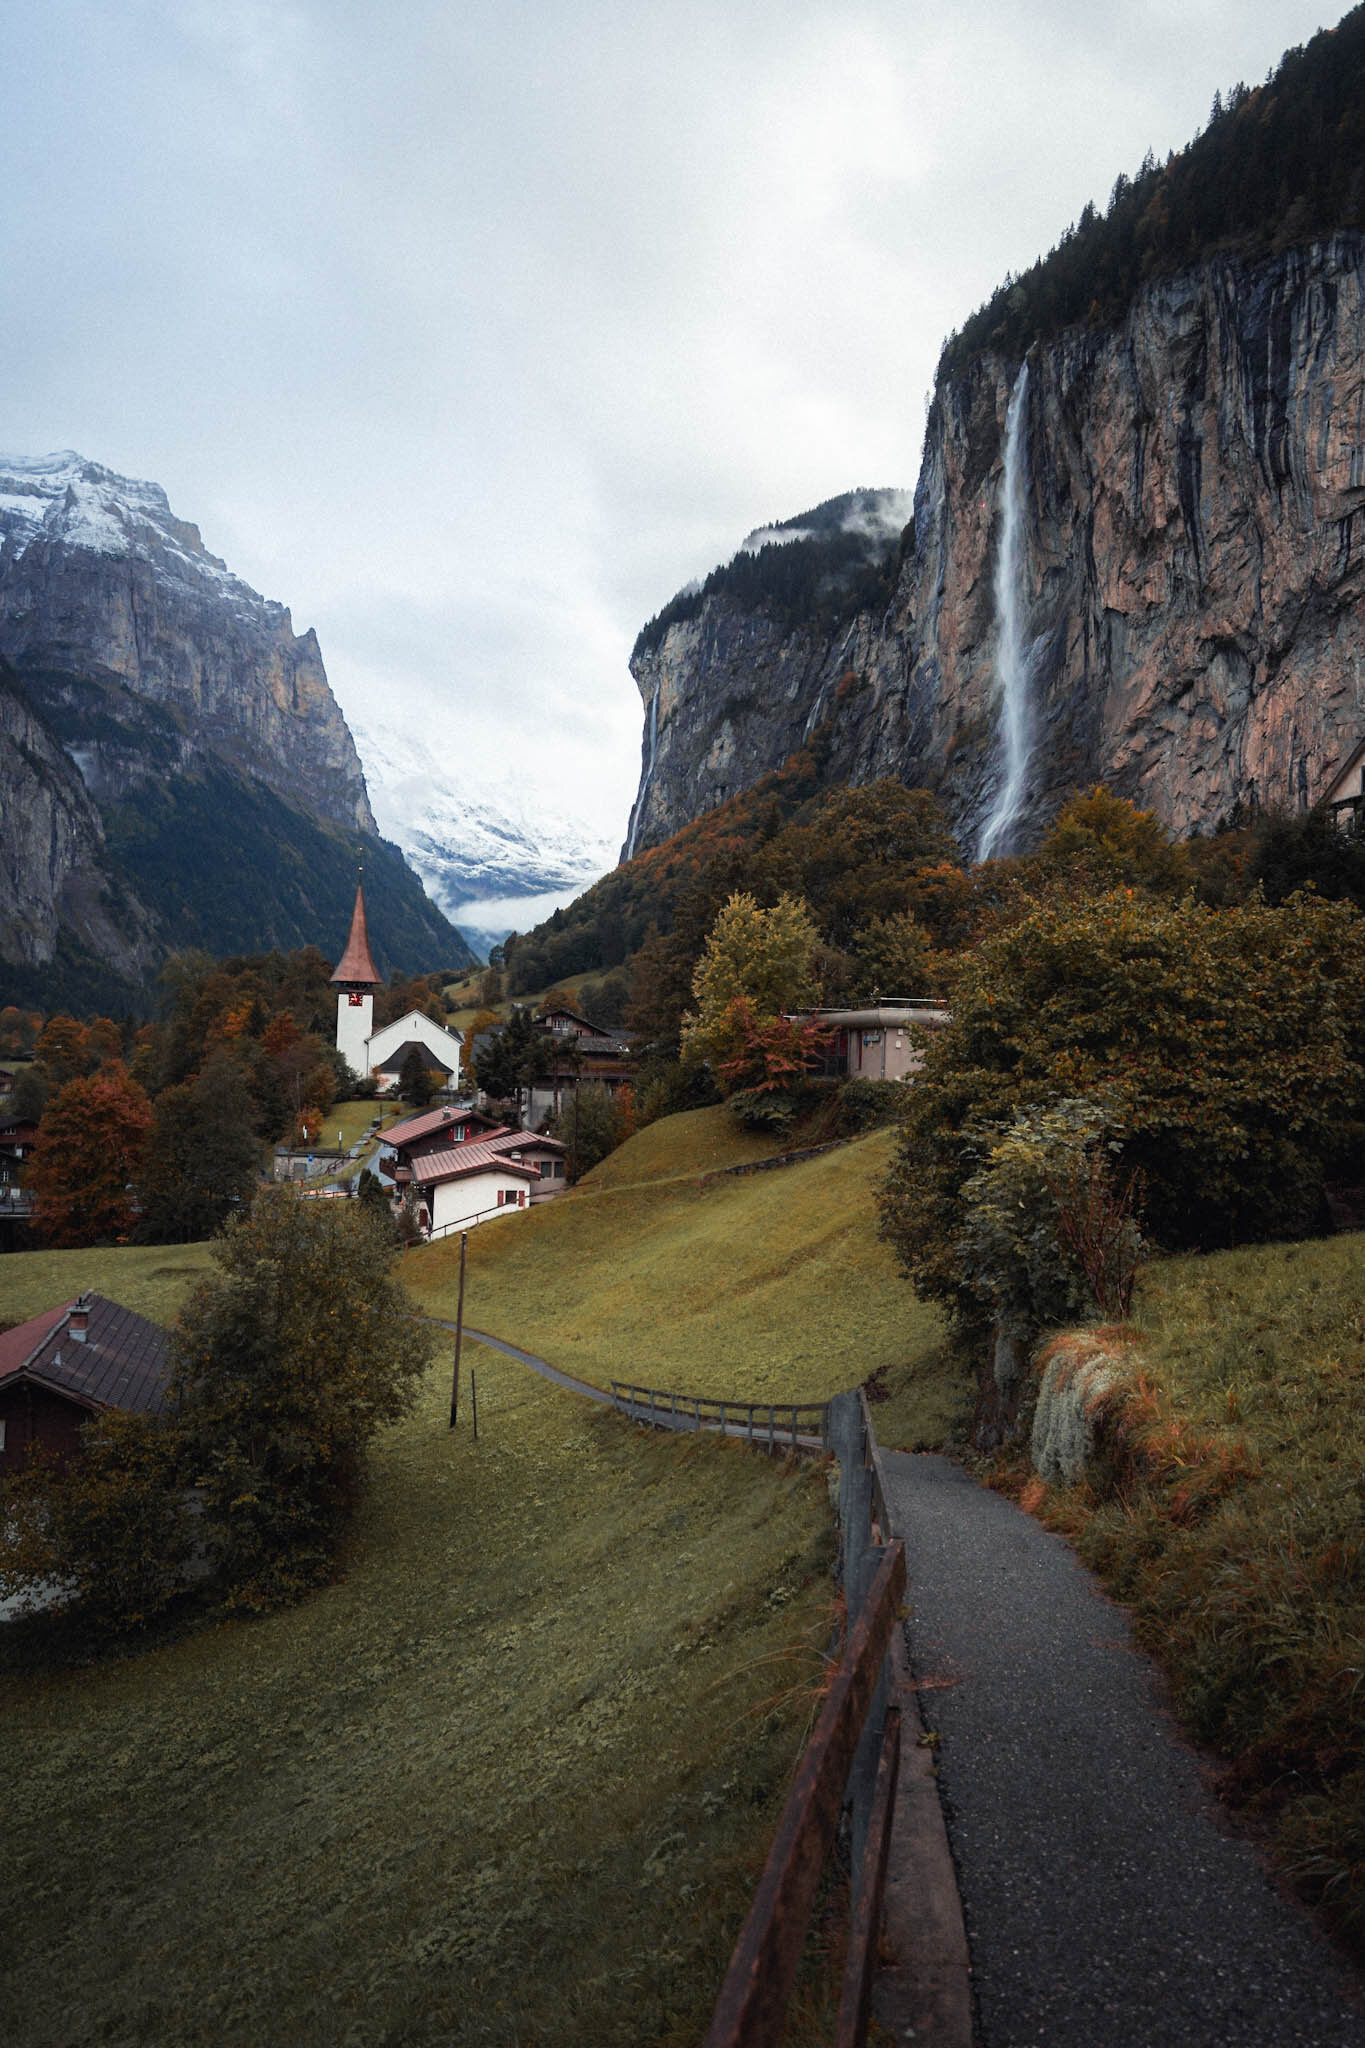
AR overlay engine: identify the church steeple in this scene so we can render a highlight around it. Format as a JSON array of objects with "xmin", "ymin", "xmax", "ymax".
[
  {"xmin": 331, "ymin": 875, "xmax": 381, "ymax": 989},
  {"xmin": 333, "ymin": 873, "xmax": 381, "ymax": 1080}
]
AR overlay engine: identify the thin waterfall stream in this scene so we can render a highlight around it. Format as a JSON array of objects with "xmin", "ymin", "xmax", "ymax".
[{"xmin": 977, "ymin": 364, "xmax": 1036, "ymax": 862}]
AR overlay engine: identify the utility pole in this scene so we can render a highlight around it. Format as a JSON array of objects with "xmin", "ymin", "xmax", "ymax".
[{"xmin": 448, "ymin": 1230, "xmax": 467, "ymax": 1428}]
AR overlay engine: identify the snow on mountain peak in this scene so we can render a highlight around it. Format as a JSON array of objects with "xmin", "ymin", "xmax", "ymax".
[
  {"xmin": 352, "ymin": 717, "xmax": 614, "ymax": 951},
  {"xmin": 0, "ymin": 450, "xmax": 276, "ymax": 616}
]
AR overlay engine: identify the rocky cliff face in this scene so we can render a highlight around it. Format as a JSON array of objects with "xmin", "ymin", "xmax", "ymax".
[
  {"xmin": 0, "ymin": 662, "xmax": 158, "ymax": 978},
  {"xmin": 0, "ymin": 454, "xmax": 375, "ymax": 834},
  {"xmin": 0, "ymin": 455, "xmax": 471, "ymax": 1001},
  {"xmin": 624, "ymin": 232, "xmax": 1365, "ymax": 859}
]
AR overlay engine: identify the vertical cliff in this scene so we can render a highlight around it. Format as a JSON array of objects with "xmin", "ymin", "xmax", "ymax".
[
  {"xmin": 623, "ymin": 231, "xmax": 1365, "ymax": 860},
  {"xmin": 0, "ymin": 454, "xmax": 375, "ymax": 834}
]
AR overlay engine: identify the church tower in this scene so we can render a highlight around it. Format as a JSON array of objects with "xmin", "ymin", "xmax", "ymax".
[{"xmin": 332, "ymin": 876, "xmax": 382, "ymax": 1080}]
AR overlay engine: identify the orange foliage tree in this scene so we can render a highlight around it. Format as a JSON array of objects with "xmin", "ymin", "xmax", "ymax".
[{"xmin": 28, "ymin": 1063, "xmax": 153, "ymax": 1246}]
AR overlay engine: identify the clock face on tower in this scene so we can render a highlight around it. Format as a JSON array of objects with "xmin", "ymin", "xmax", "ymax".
[{"xmin": 348, "ymin": 993, "xmax": 364, "ymax": 1007}]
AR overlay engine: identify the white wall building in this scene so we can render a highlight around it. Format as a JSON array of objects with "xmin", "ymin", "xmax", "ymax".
[{"xmin": 331, "ymin": 881, "xmax": 463, "ymax": 1090}]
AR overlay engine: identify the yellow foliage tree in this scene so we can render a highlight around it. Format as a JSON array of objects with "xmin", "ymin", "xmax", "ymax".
[{"xmin": 680, "ymin": 891, "xmax": 818, "ymax": 1080}]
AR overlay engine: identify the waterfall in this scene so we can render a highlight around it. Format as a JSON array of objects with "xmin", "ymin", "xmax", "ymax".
[
  {"xmin": 977, "ymin": 364, "xmax": 1036, "ymax": 862},
  {"xmin": 622, "ymin": 684, "xmax": 660, "ymax": 862}
]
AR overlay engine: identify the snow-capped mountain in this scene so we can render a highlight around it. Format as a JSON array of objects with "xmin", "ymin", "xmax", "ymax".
[{"xmin": 352, "ymin": 719, "xmax": 615, "ymax": 956}]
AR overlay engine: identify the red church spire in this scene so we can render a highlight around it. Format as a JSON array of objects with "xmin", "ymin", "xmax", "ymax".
[{"xmin": 331, "ymin": 876, "xmax": 381, "ymax": 987}]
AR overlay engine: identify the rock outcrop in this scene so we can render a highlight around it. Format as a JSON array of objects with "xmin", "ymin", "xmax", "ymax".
[{"xmin": 623, "ymin": 233, "xmax": 1365, "ymax": 859}]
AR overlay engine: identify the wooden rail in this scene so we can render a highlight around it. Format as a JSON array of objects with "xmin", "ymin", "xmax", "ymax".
[
  {"xmin": 705, "ymin": 1539, "xmax": 907, "ymax": 2048},
  {"xmin": 608, "ymin": 1382, "xmax": 829, "ymax": 1454}
]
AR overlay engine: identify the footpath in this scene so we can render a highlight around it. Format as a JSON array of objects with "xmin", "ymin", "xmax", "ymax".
[{"xmin": 878, "ymin": 1451, "xmax": 1365, "ymax": 2048}]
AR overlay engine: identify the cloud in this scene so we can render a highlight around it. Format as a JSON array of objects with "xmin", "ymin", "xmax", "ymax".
[{"xmin": 0, "ymin": 0, "xmax": 1337, "ymax": 847}]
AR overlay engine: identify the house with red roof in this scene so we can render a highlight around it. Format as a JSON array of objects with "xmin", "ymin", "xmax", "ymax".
[
  {"xmin": 373, "ymin": 1108, "xmax": 569, "ymax": 1239},
  {"xmin": 0, "ymin": 1293, "xmax": 172, "ymax": 1474}
]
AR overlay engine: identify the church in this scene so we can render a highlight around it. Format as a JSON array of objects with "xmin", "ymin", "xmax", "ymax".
[{"xmin": 332, "ymin": 881, "xmax": 465, "ymax": 1093}]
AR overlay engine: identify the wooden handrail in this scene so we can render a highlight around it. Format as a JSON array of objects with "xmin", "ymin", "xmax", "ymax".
[{"xmin": 705, "ymin": 1539, "xmax": 907, "ymax": 2048}]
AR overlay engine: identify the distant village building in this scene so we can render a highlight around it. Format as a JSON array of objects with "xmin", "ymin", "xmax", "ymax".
[
  {"xmin": 332, "ymin": 880, "xmax": 465, "ymax": 1091},
  {"xmin": 522, "ymin": 1006, "xmax": 636, "ymax": 1129},
  {"xmin": 0, "ymin": 1293, "xmax": 172, "ymax": 1474},
  {"xmin": 796, "ymin": 1001, "xmax": 951, "ymax": 1083},
  {"xmin": 374, "ymin": 1106, "xmax": 568, "ymax": 1240}
]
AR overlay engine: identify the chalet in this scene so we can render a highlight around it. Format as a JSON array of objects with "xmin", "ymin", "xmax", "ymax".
[
  {"xmin": 377, "ymin": 1110, "xmax": 568, "ymax": 1238},
  {"xmin": 406, "ymin": 1140, "xmax": 542, "ymax": 1241},
  {"xmin": 795, "ymin": 1001, "xmax": 952, "ymax": 1083},
  {"xmin": 0, "ymin": 1293, "xmax": 171, "ymax": 1475},
  {"xmin": 332, "ymin": 880, "xmax": 465, "ymax": 1092},
  {"xmin": 521, "ymin": 1007, "xmax": 636, "ymax": 1129},
  {"xmin": 375, "ymin": 1104, "xmax": 507, "ymax": 1178}
]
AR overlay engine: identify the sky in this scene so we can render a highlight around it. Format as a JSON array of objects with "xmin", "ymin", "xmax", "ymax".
[{"xmin": 3, "ymin": 0, "xmax": 1343, "ymax": 865}]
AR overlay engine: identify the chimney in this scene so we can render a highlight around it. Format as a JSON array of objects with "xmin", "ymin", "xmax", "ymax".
[{"xmin": 69, "ymin": 1294, "xmax": 90, "ymax": 1342}]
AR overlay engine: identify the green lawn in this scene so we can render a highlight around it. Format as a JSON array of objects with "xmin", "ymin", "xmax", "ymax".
[
  {"xmin": 580, "ymin": 1104, "xmax": 790, "ymax": 1189},
  {"xmin": 405, "ymin": 1121, "xmax": 963, "ymax": 1449},
  {"xmin": 3, "ymin": 1345, "xmax": 837, "ymax": 2046},
  {"xmin": 0, "ymin": 1241, "xmax": 216, "ymax": 1328}
]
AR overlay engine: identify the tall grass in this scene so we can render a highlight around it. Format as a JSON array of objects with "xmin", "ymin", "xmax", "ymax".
[{"xmin": 1029, "ymin": 1232, "xmax": 1365, "ymax": 1948}]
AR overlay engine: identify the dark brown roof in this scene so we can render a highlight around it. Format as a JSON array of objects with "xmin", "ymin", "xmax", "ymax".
[
  {"xmin": 331, "ymin": 882, "xmax": 382, "ymax": 988},
  {"xmin": 0, "ymin": 1294, "xmax": 172, "ymax": 1417},
  {"xmin": 384, "ymin": 1107, "xmax": 507, "ymax": 1149}
]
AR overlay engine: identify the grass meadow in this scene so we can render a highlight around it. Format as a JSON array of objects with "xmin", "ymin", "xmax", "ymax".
[
  {"xmin": 0, "ymin": 1106, "xmax": 959, "ymax": 2045},
  {"xmin": 1023, "ymin": 1230, "xmax": 1365, "ymax": 1948},
  {"xmin": 403, "ymin": 1111, "xmax": 965, "ymax": 1450},
  {"xmin": 2, "ymin": 1337, "xmax": 842, "ymax": 2045}
]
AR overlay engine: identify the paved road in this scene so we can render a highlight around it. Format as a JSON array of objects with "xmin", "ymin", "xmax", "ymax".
[{"xmin": 879, "ymin": 1451, "xmax": 1365, "ymax": 2048}]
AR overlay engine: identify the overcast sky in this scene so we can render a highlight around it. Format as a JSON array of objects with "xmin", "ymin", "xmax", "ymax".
[{"xmin": 3, "ymin": 0, "xmax": 1341, "ymax": 856}]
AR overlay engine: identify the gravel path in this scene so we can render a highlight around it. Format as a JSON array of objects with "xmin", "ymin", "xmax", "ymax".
[{"xmin": 878, "ymin": 1450, "xmax": 1365, "ymax": 2048}]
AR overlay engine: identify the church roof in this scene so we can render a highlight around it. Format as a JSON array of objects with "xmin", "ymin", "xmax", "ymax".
[{"xmin": 331, "ymin": 882, "xmax": 382, "ymax": 987}]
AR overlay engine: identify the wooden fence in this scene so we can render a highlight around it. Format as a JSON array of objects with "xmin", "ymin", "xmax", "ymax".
[
  {"xmin": 706, "ymin": 1386, "xmax": 903, "ymax": 2048},
  {"xmin": 608, "ymin": 1382, "xmax": 829, "ymax": 1455}
]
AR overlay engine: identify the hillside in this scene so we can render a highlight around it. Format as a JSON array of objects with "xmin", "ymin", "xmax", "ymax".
[{"xmin": 404, "ymin": 1121, "xmax": 964, "ymax": 1450}]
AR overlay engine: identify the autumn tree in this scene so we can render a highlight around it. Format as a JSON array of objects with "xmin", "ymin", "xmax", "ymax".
[
  {"xmin": 681, "ymin": 891, "xmax": 819, "ymax": 1080},
  {"xmin": 880, "ymin": 890, "xmax": 1365, "ymax": 1332},
  {"xmin": 27, "ymin": 1063, "xmax": 153, "ymax": 1247}
]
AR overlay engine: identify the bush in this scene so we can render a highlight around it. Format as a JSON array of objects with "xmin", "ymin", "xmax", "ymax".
[
  {"xmin": 170, "ymin": 1186, "xmax": 435, "ymax": 1609},
  {"xmin": 0, "ymin": 1413, "xmax": 190, "ymax": 1642},
  {"xmin": 880, "ymin": 890, "xmax": 1365, "ymax": 1419}
]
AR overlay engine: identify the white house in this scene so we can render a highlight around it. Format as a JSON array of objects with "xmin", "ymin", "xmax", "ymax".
[
  {"xmin": 406, "ymin": 1140, "xmax": 542, "ymax": 1240},
  {"xmin": 332, "ymin": 881, "xmax": 464, "ymax": 1090}
]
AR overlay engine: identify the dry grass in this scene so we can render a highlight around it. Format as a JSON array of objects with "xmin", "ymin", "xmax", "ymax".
[{"xmin": 1021, "ymin": 1231, "xmax": 1365, "ymax": 1949}]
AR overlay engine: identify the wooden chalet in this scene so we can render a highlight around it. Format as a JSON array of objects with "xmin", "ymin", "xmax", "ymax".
[{"xmin": 0, "ymin": 1293, "xmax": 172, "ymax": 1474}]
